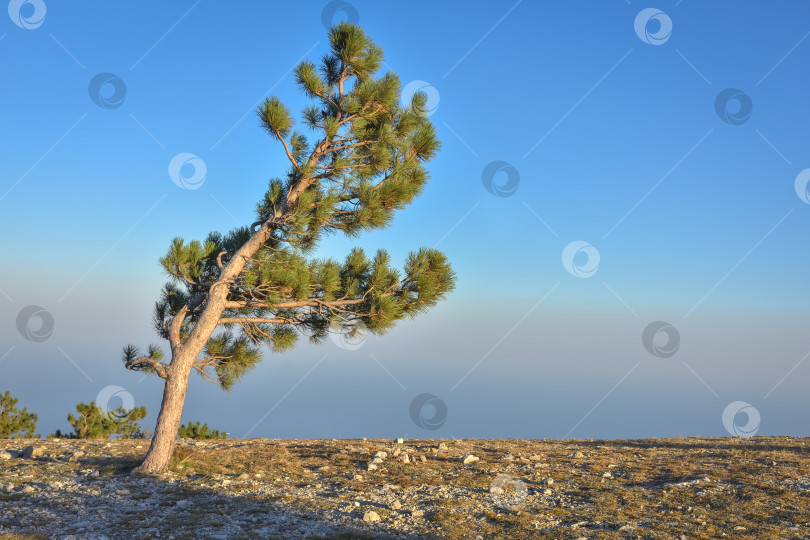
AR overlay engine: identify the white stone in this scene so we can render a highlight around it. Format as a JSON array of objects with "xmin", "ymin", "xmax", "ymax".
[
  {"xmin": 363, "ymin": 510, "xmax": 380, "ymax": 522},
  {"xmin": 462, "ymin": 455, "xmax": 479, "ymax": 465}
]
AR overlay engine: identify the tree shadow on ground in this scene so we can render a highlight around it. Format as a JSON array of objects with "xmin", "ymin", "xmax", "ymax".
[{"xmin": 0, "ymin": 455, "xmax": 442, "ymax": 540}]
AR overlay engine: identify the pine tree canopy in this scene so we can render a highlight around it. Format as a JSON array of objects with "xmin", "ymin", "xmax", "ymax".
[
  {"xmin": 0, "ymin": 391, "xmax": 38, "ymax": 438},
  {"xmin": 122, "ymin": 23, "xmax": 455, "ymax": 391}
]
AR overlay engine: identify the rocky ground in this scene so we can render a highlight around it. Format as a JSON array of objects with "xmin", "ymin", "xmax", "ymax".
[{"xmin": 0, "ymin": 437, "xmax": 808, "ymax": 539}]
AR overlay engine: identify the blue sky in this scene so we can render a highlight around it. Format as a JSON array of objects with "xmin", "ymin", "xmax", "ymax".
[{"xmin": 2, "ymin": 1, "xmax": 809, "ymax": 440}]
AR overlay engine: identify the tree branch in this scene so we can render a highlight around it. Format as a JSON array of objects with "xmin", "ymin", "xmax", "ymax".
[
  {"xmin": 223, "ymin": 297, "xmax": 367, "ymax": 310},
  {"xmin": 125, "ymin": 357, "xmax": 168, "ymax": 379},
  {"xmin": 168, "ymin": 293, "xmax": 207, "ymax": 349},
  {"xmin": 276, "ymin": 129, "xmax": 301, "ymax": 172}
]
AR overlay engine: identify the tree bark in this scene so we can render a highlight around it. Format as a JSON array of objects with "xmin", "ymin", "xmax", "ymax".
[{"xmin": 132, "ymin": 352, "xmax": 194, "ymax": 474}]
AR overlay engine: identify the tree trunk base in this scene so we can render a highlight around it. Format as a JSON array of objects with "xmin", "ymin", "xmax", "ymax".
[{"xmin": 135, "ymin": 364, "xmax": 190, "ymax": 474}]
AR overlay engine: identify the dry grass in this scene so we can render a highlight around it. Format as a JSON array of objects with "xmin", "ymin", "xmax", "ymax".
[
  {"xmin": 172, "ymin": 437, "xmax": 809, "ymax": 538},
  {"xmin": 1, "ymin": 436, "xmax": 808, "ymax": 538}
]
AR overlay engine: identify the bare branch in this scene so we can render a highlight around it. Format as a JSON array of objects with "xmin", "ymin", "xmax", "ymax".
[
  {"xmin": 219, "ymin": 317, "xmax": 298, "ymax": 325},
  {"xmin": 125, "ymin": 357, "xmax": 168, "ymax": 379},
  {"xmin": 276, "ymin": 130, "xmax": 301, "ymax": 172}
]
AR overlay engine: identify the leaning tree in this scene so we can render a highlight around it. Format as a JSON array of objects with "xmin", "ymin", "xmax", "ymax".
[{"xmin": 123, "ymin": 23, "xmax": 455, "ymax": 473}]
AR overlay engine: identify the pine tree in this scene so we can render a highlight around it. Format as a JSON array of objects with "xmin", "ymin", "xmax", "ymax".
[
  {"xmin": 123, "ymin": 23, "xmax": 455, "ymax": 473},
  {"xmin": 0, "ymin": 391, "xmax": 37, "ymax": 438},
  {"xmin": 55, "ymin": 401, "xmax": 147, "ymax": 439}
]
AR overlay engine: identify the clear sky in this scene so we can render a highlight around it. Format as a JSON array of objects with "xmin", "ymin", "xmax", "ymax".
[{"xmin": 2, "ymin": 1, "xmax": 809, "ymax": 440}]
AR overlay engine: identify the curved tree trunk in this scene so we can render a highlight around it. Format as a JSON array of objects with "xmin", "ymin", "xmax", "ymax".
[
  {"xmin": 133, "ymin": 353, "xmax": 194, "ymax": 474},
  {"xmin": 132, "ymin": 246, "xmax": 262, "ymax": 473},
  {"xmin": 133, "ymin": 184, "xmax": 299, "ymax": 474}
]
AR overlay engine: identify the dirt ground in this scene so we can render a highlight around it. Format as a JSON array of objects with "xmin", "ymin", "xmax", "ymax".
[{"xmin": 1, "ymin": 436, "xmax": 808, "ymax": 539}]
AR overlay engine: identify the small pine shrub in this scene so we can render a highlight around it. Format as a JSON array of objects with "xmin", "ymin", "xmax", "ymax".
[{"xmin": 178, "ymin": 421, "xmax": 227, "ymax": 440}]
